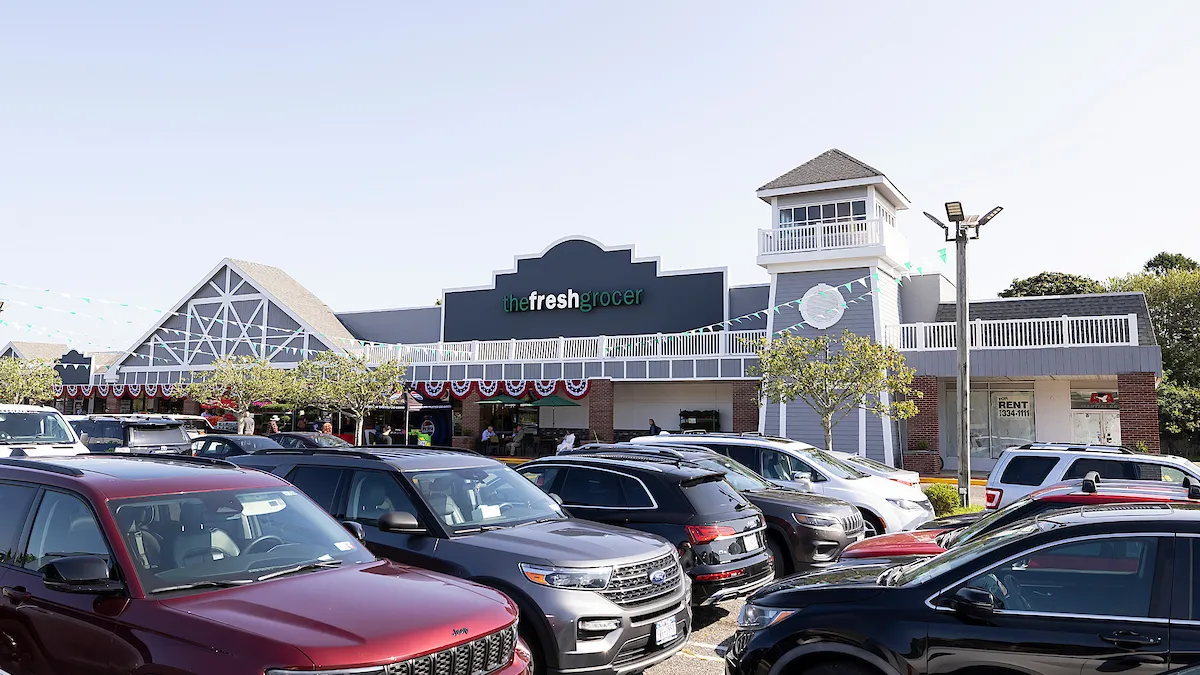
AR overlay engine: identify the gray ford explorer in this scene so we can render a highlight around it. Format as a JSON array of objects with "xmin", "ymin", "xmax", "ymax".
[{"xmin": 231, "ymin": 447, "xmax": 691, "ymax": 675}]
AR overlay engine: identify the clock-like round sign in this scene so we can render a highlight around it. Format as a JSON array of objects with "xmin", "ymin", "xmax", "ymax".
[{"xmin": 799, "ymin": 283, "xmax": 845, "ymax": 330}]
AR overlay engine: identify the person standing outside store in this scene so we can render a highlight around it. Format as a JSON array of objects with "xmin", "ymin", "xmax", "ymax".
[
  {"xmin": 266, "ymin": 416, "xmax": 280, "ymax": 435},
  {"xmin": 239, "ymin": 410, "xmax": 256, "ymax": 435},
  {"xmin": 648, "ymin": 419, "xmax": 662, "ymax": 436},
  {"xmin": 321, "ymin": 422, "xmax": 333, "ymax": 435}
]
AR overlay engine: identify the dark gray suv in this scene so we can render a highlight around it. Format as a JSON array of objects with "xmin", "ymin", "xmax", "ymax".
[{"xmin": 231, "ymin": 447, "xmax": 691, "ymax": 675}]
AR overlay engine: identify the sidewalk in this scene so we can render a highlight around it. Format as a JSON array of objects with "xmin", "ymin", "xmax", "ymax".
[{"xmin": 922, "ymin": 472, "xmax": 989, "ymax": 487}]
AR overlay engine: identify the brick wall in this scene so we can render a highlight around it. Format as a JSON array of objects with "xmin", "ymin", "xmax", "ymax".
[
  {"xmin": 182, "ymin": 399, "xmax": 200, "ymax": 415},
  {"xmin": 903, "ymin": 452, "xmax": 943, "ymax": 474},
  {"xmin": 1118, "ymin": 372, "xmax": 1160, "ymax": 453},
  {"xmin": 731, "ymin": 381, "xmax": 759, "ymax": 433},
  {"xmin": 105, "ymin": 394, "xmax": 120, "ymax": 413},
  {"xmin": 588, "ymin": 379, "xmax": 614, "ymax": 443},
  {"xmin": 460, "ymin": 392, "xmax": 482, "ymax": 450},
  {"xmin": 908, "ymin": 376, "xmax": 939, "ymax": 452}
]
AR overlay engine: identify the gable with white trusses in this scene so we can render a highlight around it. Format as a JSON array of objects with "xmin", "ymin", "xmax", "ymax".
[{"xmin": 112, "ymin": 259, "xmax": 356, "ymax": 385}]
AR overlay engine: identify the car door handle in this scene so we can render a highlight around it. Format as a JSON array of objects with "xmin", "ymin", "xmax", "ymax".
[
  {"xmin": 1101, "ymin": 631, "xmax": 1161, "ymax": 647},
  {"xmin": 2, "ymin": 587, "xmax": 30, "ymax": 603}
]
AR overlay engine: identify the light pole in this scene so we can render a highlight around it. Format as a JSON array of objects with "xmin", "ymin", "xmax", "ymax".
[{"xmin": 923, "ymin": 203, "xmax": 1003, "ymax": 507}]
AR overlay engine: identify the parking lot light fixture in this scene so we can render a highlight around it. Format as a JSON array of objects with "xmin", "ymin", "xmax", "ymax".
[{"xmin": 944, "ymin": 202, "xmax": 965, "ymax": 223}]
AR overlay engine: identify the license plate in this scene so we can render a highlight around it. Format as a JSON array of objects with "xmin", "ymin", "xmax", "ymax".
[
  {"xmin": 741, "ymin": 533, "xmax": 758, "ymax": 552},
  {"xmin": 654, "ymin": 618, "xmax": 677, "ymax": 645}
]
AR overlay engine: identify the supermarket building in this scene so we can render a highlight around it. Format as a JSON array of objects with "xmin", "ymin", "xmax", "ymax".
[{"xmin": 23, "ymin": 150, "xmax": 1162, "ymax": 472}]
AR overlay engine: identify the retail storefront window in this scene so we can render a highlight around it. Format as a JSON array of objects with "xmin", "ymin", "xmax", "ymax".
[
  {"xmin": 1070, "ymin": 388, "xmax": 1121, "ymax": 445},
  {"xmin": 942, "ymin": 383, "xmax": 1036, "ymax": 469}
]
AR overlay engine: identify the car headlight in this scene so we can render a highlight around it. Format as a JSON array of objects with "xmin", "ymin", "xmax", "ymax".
[
  {"xmin": 793, "ymin": 513, "xmax": 839, "ymax": 528},
  {"xmin": 736, "ymin": 603, "xmax": 796, "ymax": 630},
  {"xmin": 520, "ymin": 563, "xmax": 612, "ymax": 590},
  {"xmin": 887, "ymin": 498, "xmax": 924, "ymax": 512}
]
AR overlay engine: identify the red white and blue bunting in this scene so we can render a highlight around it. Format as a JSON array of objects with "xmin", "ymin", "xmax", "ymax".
[
  {"xmin": 412, "ymin": 379, "xmax": 593, "ymax": 401},
  {"xmin": 503, "ymin": 381, "xmax": 530, "ymax": 398},
  {"xmin": 533, "ymin": 380, "xmax": 558, "ymax": 397},
  {"xmin": 476, "ymin": 380, "xmax": 499, "ymax": 398},
  {"xmin": 450, "ymin": 380, "xmax": 474, "ymax": 399}
]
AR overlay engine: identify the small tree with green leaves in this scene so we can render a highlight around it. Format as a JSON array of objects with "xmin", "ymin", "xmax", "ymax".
[
  {"xmin": 0, "ymin": 357, "xmax": 61, "ymax": 405},
  {"xmin": 182, "ymin": 355, "xmax": 294, "ymax": 433},
  {"xmin": 752, "ymin": 329, "xmax": 920, "ymax": 453},
  {"xmin": 998, "ymin": 271, "xmax": 1105, "ymax": 298},
  {"xmin": 294, "ymin": 351, "xmax": 407, "ymax": 445}
]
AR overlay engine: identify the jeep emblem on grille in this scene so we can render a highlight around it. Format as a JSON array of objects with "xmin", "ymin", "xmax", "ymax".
[
  {"xmin": 452, "ymin": 627, "xmax": 469, "ymax": 637},
  {"xmin": 649, "ymin": 569, "xmax": 667, "ymax": 584}
]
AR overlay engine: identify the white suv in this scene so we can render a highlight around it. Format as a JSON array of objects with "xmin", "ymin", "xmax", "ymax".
[
  {"xmin": 985, "ymin": 443, "xmax": 1200, "ymax": 510},
  {"xmin": 0, "ymin": 404, "xmax": 90, "ymax": 457},
  {"xmin": 631, "ymin": 433, "xmax": 933, "ymax": 535}
]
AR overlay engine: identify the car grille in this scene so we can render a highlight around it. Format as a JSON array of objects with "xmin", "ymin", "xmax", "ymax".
[
  {"xmin": 840, "ymin": 511, "xmax": 864, "ymax": 534},
  {"xmin": 611, "ymin": 619, "xmax": 687, "ymax": 667},
  {"xmin": 385, "ymin": 624, "xmax": 516, "ymax": 675},
  {"xmin": 602, "ymin": 553, "xmax": 683, "ymax": 607}
]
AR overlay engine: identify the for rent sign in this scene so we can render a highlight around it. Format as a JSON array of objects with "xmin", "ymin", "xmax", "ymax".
[
  {"xmin": 503, "ymin": 288, "xmax": 644, "ymax": 314},
  {"xmin": 995, "ymin": 395, "xmax": 1032, "ymax": 418}
]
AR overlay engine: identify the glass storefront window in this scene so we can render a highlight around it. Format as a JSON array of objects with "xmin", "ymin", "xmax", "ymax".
[{"xmin": 942, "ymin": 385, "xmax": 1037, "ymax": 464}]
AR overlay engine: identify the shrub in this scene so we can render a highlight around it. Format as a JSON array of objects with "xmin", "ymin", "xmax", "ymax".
[
  {"xmin": 923, "ymin": 483, "xmax": 960, "ymax": 516},
  {"xmin": 1133, "ymin": 440, "xmax": 1150, "ymax": 453},
  {"xmin": 913, "ymin": 440, "xmax": 930, "ymax": 452}
]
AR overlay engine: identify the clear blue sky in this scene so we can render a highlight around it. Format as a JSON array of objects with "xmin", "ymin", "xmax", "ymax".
[{"xmin": 3, "ymin": 1, "xmax": 1198, "ymax": 349}]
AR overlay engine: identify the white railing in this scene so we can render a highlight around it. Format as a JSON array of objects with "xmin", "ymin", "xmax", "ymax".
[
  {"xmin": 884, "ymin": 314, "xmax": 1140, "ymax": 351},
  {"xmin": 759, "ymin": 219, "xmax": 886, "ymax": 255},
  {"xmin": 367, "ymin": 329, "xmax": 766, "ymax": 365}
]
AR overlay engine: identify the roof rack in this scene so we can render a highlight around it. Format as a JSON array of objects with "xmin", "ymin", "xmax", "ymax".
[
  {"xmin": 254, "ymin": 448, "xmax": 384, "ymax": 460},
  {"xmin": 562, "ymin": 447, "xmax": 709, "ymax": 470},
  {"xmin": 100, "ymin": 453, "xmax": 237, "ymax": 468},
  {"xmin": 1014, "ymin": 443, "xmax": 1136, "ymax": 455},
  {"xmin": 372, "ymin": 444, "xmax": 481, "ymax": 456},
  {"xmin": 0, "ymin": 458, "xmax": 85, "ymax": 477}
]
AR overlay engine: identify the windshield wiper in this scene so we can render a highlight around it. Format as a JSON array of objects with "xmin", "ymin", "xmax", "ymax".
[
  {"xmin": 454, "ymin": 524, "xmax": 508, "ymax": 534},
  {"xmin": 517, "ymin": 517, "xmax": 563, "ymax": 527},
  {"xmin": 255, "ymin": 559, "xmax": 343, "ymax": 581},
  {"xmin": 149, "ymin": 579, "xmax": 254, "ymax": 594},
  {"xmin": 735, "ymin": 501, "xmax": 751, "ymax": 511}
]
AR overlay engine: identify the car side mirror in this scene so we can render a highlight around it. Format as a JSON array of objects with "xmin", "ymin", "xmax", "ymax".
[
  {"xmin": 549, "ymin": 493, "xmax": 564, "ymax": 506},
  {"xmin": 341, "ymin": 521, "xmax": 366, "ymax": 543},
  {"xmin": 952, "ymin": 586, "xmax": 996, "ymax": 621},
  {"xmin": 792, "ymin": 472, "xmax": 814, "ymax": 491},
  {"xmin": 379, "ymin": 511, "xmax": 425, "ymax": 535},
  {"xmin": 41, "ymin": 556, "xmax": 123, "ymax": 594},
  {"xmin": 79, "ymin": 432, "xmax": 90, "ymax": 447}
]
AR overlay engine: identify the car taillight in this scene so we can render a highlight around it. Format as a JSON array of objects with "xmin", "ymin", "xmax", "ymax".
[
  {"xmin": 695, "ymin": 569, "xmax": 745, "ymax": 582},
  {"xmin": 686, "ymin": 525, "xmax": 737, "ymax": 545},
  {"xmin": 985, "ymin": 488, "xmax": 1002, "ymax": 510}
]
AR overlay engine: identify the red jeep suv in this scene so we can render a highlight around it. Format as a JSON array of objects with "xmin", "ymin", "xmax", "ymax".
[
  {"xmin": 0, "ymin": 454, "xmax": 530, "ymax": 675},
  {"xmin": 837, "ymin": 473, "xmax": 1200, "ymax": 564}
]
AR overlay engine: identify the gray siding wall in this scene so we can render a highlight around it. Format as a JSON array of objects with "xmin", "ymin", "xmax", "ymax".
[
  {"xmin": 773, "ymin": 268, "xmax": 877, "ymax": 341},
  {"xmin": 877, "ymin": 268, "xmax": 901, "ymax": 332},
  {"xmin": 899, "ymin": 274, "xmax": 952, "ymax": 323},
  {"xmin": 904, "ymin": 345, "xmax": 1163, "ymax": 377},
  {"xmin": 337, "ymin": 306, "xmax": 443, "ymax": 345}
]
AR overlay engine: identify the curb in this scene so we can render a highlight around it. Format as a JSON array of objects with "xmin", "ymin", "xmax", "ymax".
[{"xmin": 921, "ymin": 476, "xmax": 988, "ymax": 487}]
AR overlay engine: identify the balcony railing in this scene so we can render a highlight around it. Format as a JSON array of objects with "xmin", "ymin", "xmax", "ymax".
[
  {"xmin": 363, "ymin": 329, "xmax": 766, "ymax": 365},
  {"xmin": 883, "ymin": 314, "xmax": 1140, "ymax": 351},
  {"xmin": 759, "ymin": 219, "xmax": 891, "ymax": 256}
]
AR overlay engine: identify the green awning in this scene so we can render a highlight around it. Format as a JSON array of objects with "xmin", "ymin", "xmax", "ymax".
[
  {"xmin": 477, "ymin": 394, "xmax": 527, "ymax": 405},
  {"xmin": 526, "ymin": 395, "xmax": 580, "ymax": 407}
]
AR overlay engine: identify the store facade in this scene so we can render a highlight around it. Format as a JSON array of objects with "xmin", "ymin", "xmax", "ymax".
[{"xmin": 18, "ymin": 149, "xmax": 1161, "ymax": 470}]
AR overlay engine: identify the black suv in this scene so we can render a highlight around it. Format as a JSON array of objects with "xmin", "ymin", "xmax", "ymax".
[
  {"xmin": 66, "ymin": 414, "xmax": 190, "ymax": 454},
  {"xmin": 518, "ymin": 452, "xmax": 773, "ymax": 606},
  {"xmin": 232, "ymin": 447, "xmax": 692, "ymax": 675},
  {"xmin": 561, "ymin": 444, "xmax": 864, "ymax": 575},
  {"xmin": 728, "ymin": 502, "xmax": 1200, "ymax": 675}
]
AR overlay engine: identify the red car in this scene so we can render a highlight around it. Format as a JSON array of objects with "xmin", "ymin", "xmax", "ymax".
[
  {"xmin": 0, "ymin": 454, "xmax": 531, "ymax": 675},
  {"xmin": 838, "ymin": 473, "xmax": 1200, "ymax": 562}
]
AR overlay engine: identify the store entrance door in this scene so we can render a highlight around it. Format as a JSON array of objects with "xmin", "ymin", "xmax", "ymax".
[{"xmin": 1071, "ymin": 411, "xmax": 1121, "ymax": 445}]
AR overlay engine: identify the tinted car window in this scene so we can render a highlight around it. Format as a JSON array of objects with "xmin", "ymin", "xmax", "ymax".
[
  {"xmin": 722, "ymin": 445, "xmax": 760, "ymax": 471},
  {"xmin": 1064, "ymin": 458, "xmax": 1168, "ymax": 481},
  {"xmin": 81, "ymin": 421, "xmax": 123, "ymax": 452},
  {"xmin": 999, "ymin": 455, "xmax": 1060, "ymax": 486},
  {"xmin": 24, "ymin": 491, "xmax": 111, "ymax": 573},
  {"xmin": 0, "ymin": 483, "xmax": 37, "ymax": 565},
  {"xmin": 560, "ymin": 468, "xmax": 650, "ymax": 508},
  {"xmin": 964, "ymin": 537, "xmax": 1158, "ymax": 617},
  {"xmin": 235, "ymin": 437, "xmax": 283, "ymax": 452},
  {"xmin": 197, "ymin": 438, "xmax": 233, "ymax": 457},
  {"xmin": 347, "ymin": 471, "xmax": 419, "ymax": 526},
  {"xmin": 286, "ymin": 466, "xmax": 346, "ymax": 513},
  {"xmin": 682, "ymin": 477, "xmax": 752, "ymax": 516},
  {"xmin": 520, "ymin": 466, "xmax": 562, "ymax": 492}
]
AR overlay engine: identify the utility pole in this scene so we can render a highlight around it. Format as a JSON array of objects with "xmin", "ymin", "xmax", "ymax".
[{"xmin": 924, "ymin": 203, "xmax": 1003, "ymax": 507}]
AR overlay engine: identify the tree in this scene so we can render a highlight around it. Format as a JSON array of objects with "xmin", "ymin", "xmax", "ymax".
[
  {"xmin": 182, "ymin": 356, "xmax": 293, "ymax": 433},
  {"xmin": 998, "ymin": 271, "xmax": 1104, "ymax": 298},
  {"xmin": 1109, "ymin": 270, "xmax": 1200, "ymax": 387},
  {"xmin": 1144, "ymin": 252, "xmax": 1199, "ymax": 276},
  {"xmin": 751, "ymin": 329, "xmax": 920, "ymax": 453},
  {"xmin": 294, "ymin": 351, "xmax": 407, "ymax": 445},
  {"xmin": 0, "ymin": 357, "xmax": 61, "ymax": 404}
]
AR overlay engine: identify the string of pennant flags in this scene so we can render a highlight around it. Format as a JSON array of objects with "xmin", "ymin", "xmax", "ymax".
[{"xmin": 0, "ymin": 244, "xmax": 951, "ymax": 358}]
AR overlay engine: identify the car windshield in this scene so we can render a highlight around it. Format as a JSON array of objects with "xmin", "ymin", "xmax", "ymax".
[
  {"xmin": 0, "ymin": 411, "xmax": 75, "ymax": 444},
  {"xmin": 236, "ymin": 437, "xmax": 283, "ymax": 451},
  {"xmin": 799, "ymin": 448, "xmax": 870, "ymax": 479},
  {"xmin": 408, "ymin": 465, "xmax": 566, "ymax": 533},
  {"xmin": 178, "ymin": 419, "xmax": 212, "ymax": 432},
  {"xmin": 313, "ymin": 434, "xmax": 351, "ymax": 448},
  {"xmin": 109, "ymin": 487, "xmax": 374, "ymax": 594},
  {"xmin": 893, "ymin": 518, "xmax": 1058, "ymax": 587},
  {"xmin": 693, "ymin": 456, "xmax": 772, "ymax": 491},
  {"xmin": 942, "ymin": 493, "xmax": 1038, "ymax": 548},
  {"xmin": 128, "ymin": 426, "xmax": 189, "ymax": 446}
]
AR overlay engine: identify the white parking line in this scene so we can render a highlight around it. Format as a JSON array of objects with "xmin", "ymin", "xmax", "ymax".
[
  {"xmin": 686, "ymin": 641, "xmax": 723, "ymax": 650},
  {"xmin": 679, "ymin": 650, "xmax": 724, "ymax": 662}
]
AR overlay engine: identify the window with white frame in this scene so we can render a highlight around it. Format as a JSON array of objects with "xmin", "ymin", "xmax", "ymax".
[
  {"xmin": 778, "ymin": 200, "xmax": 867, "ymax": 227},
  {"xmin": 875, "ymin": 203, "xmax": 896, "ymax": 226}
]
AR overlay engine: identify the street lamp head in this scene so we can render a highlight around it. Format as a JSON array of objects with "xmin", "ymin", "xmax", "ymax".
[
  {"xmin": 922, "ymin": 211, "xmax": 948, "ymax": 230},
  {"xmin": 944, "ymin": 202, "xmax": 965, "ymax": 223},
  {"xmin": 977, "ymin": 206, "xmax": 1004, "ymax": 228}
]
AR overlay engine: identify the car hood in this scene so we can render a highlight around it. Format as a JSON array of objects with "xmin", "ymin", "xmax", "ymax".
[
  {"xmin": 748, "ymin": 562, "xmax": 888, "ymax": 607},
  {"xmin": 840, "ymin": 530, "xmax": 945, "ymax": 558},
  {"xmin": 164, "ymin": 561, "xmax": 516, "ymax": 669},
  {"xmin": 857, "ymin": 475, "xmax": 928, "ymax": 500},
  {"xmin": 461, "ymin": 518, "xmax": 673, "ymax": 566},
  {"xmin": 744, "ymin": 488, "xmax": 856, "ymax": 514}
]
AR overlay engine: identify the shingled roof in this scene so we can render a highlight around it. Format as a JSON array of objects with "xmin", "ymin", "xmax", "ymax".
[
  {"xmin": 228, "ymin": 259, "xmax": 357, "ymax": 348},
  {"xmin": 758, "ymin": 149, "xmax": 885, "ymax": 191},
  {"xmin": 1, "ymin": 341, "xmax": 69, "ymax": 363}
]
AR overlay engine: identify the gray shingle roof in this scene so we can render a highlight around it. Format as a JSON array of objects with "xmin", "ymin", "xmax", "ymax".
[
  {"xmin": 933, "ymin": 292, "xmax": 1156, "ymax": 346},
  {"xmin": 758, "ymin": 149, "xmax": 884, "ymax": 191},
  {"xmin": 87, "ymin": 351, "xmax": 123, "ymax": 372},
  {"xmin": 2, "ymin": 341, "xmax": 69, "ymax": 362},
  {"xmin": 228, "ymin": 259, "xmax": 357, "ymax": 349}
]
